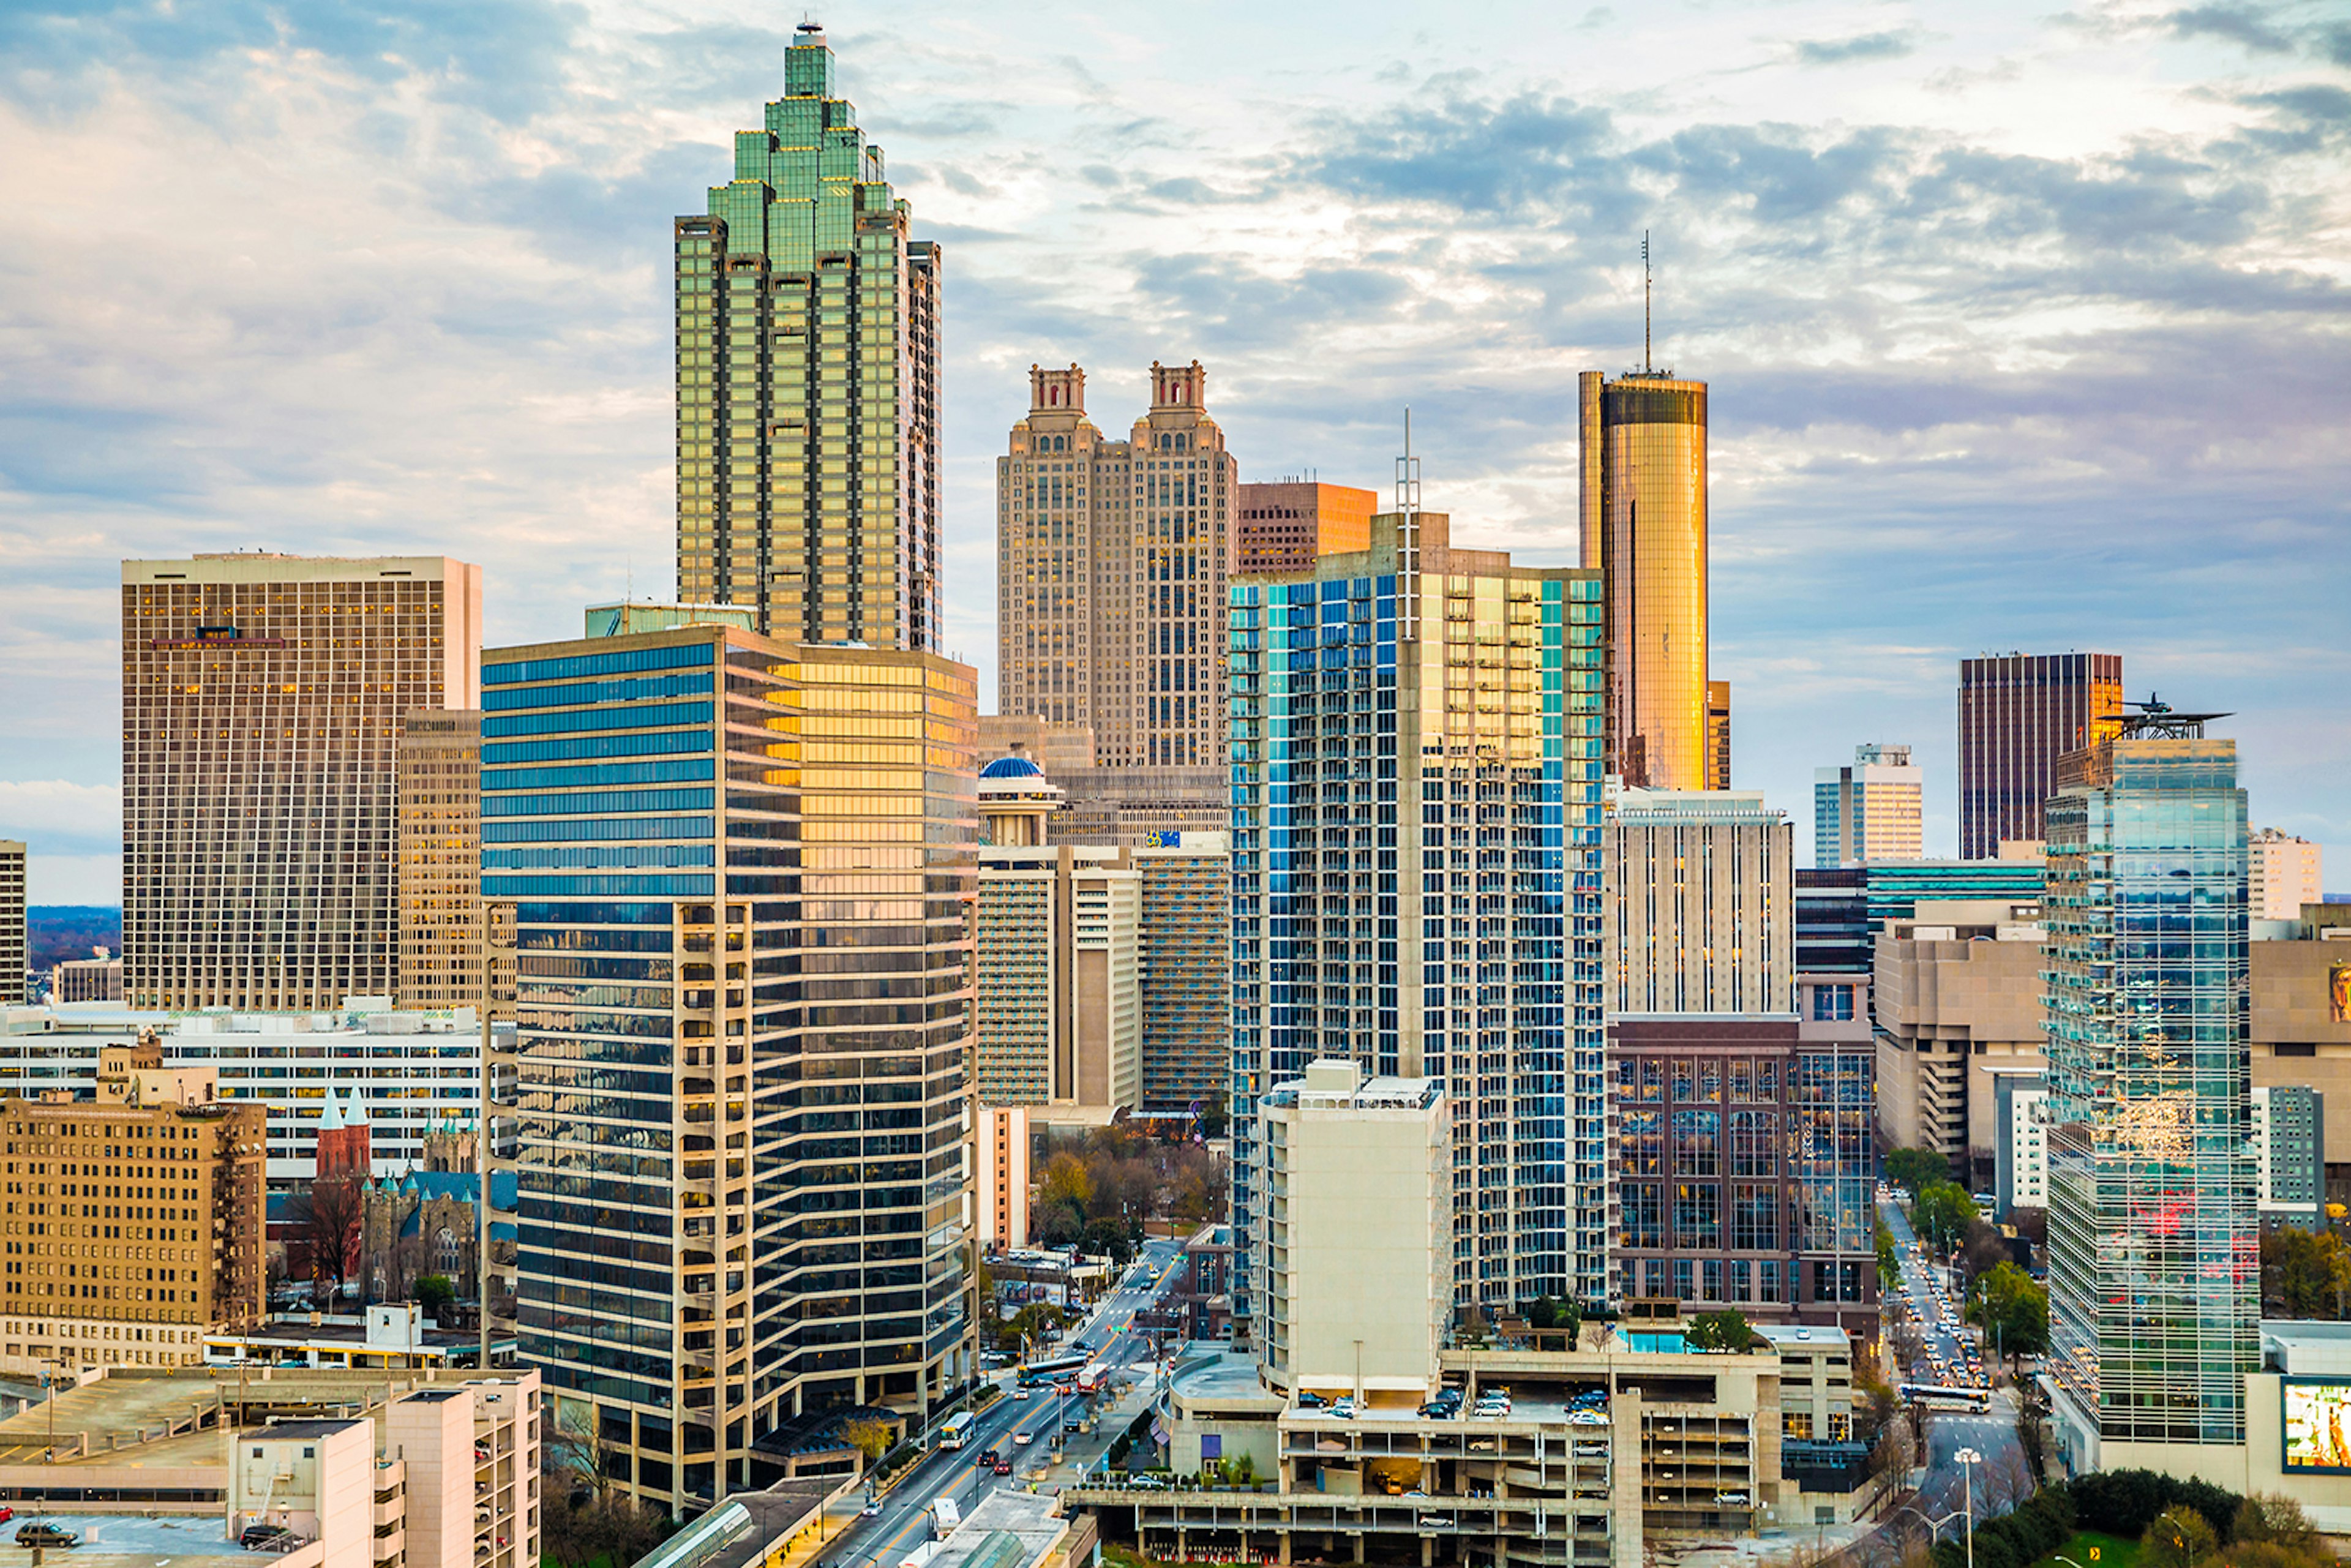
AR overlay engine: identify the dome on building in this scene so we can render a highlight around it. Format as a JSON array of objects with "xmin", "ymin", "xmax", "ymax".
[{"xmin": 980, "ymin": 753, "xmax": 1046, "ymax": 780}]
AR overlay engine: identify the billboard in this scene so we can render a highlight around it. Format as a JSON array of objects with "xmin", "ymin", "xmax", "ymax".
[
  {"xmin": 2331, "ymin": 962, "xmax": 2351, "ymax": 1026},
  {"xmin": 2282, "ymin": 1379, "xmax": 2351, "ymax": 1471}
]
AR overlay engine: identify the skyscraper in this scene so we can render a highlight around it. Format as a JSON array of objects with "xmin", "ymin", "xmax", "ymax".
[
  {"xmin": 0, "ymin": 841, "xmax": 22, "ymax": 1005},
  {"xmin": 1812, "ymin": 743, "xmax": 1924, "ymax": 866},
  {"xmin": 1580, "ymin": 370, "xmax": 1709, "ymax": 790},
  {"xmin": 2042, "ymin": 713, "xmax": 2255, "ymax": 1463},
  {"xmin": 121, "ymin": 554, "xmax": 483, "ymax": 1011},
  {"xmin": 1957, "ymin": 652, "xmax": 2123, "ymax": 860},
  {"xmin": 997, "ymin": 361, "xmax": 1235, "ymax": 768},
  {"xmin": 490, "ymin": 620, "xmax": 978, "ymax": 1510},
  {"xmin": 1229, "ymin": 507, "xmax": 1607, "ymax": 1315},
  {"xmin": 397, "ymin": 709, "xmax": 507, "ymax": 1015},
  {"xmin": 1706, "ymin": 680, "xmax": 1732, "ymax": 790},
  {"xmin": 673, "ymin": 23, "xmax": 942, "ymax": 650}
]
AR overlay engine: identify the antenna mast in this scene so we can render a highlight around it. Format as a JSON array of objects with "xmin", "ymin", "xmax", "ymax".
[{"xmin": 1643, "ymin": 230, "xmax": 1652, "ymax": 374}]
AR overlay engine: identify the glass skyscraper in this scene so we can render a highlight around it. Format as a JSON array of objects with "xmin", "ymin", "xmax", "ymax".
[
  {"xmin": 2042, "ymin": 726, "xmax": 2255, "ymax": 1459},
  {"xmin": 674, "ymin": 23, "xmax": 942, "ymax": 651},
  {"xmin": 1229, "ymin": 509, "xmax": 1607, "ymax": 1318},
  {"xmin": 489, "ymin": 621, "xmax": 978, "ymax": 1510}
]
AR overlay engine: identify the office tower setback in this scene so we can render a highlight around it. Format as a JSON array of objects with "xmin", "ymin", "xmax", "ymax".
[
  {"xmin": 1794, "ymin": 859, "xmax": 2047, "ymax": 977},
  {"xmin": 1229, "ymin": 508, "xmax": 1607, "ymax": 1315},
  {"xmin": 490, "ymin": 622, "xmax": 978, "ymax": 1510},
  {"xmin": 1610, "ymin": 1015, "xmax": 1878, "ymax": 1348},
  {"xmin": 0, "ymin": 1062, "xmax": 264, "ymax": 1376},
  {"xmin": 121, "ymin": 555, "xmax": 484, "ymax": 1012},
  {"xmin": 1957, "ymin": 652, "xmax": 2123, "ymax": 860},
  {"xmin": 674, "ymin": 24, "xmax": 942, "ymax": 650},
  {"xmin": 1606, "ymin": 787, "xmax": 1794, "ymax": 1016},
  {"xmin": 1813, "ymin": 743, "xmax": 1923, "ymax": 867},
  {"xmin": 0, "ymin": 841, "xmax": 21, "ymax": 1005},
  {"xmin": 1706, "ymin": 680, "xmax": 1731, "ymax": 790},
  {"xmin": 997, "ymin": 361, "xmax": 1235, "ymax": 769},
  {"xmin": 1235, "ymin": 481, "xmax": 1379, "ymax": 575},
  {"xmin": 2251, "ymin": 828, "xmax": 2324, "ymax": 921},
  {"xmin": 1580, "ymin": 370, "xmax": 1710, "ymax": 790},
  {"xmin": 2044, "ymin": 715, "xmax": 2255, "ymax": 1462},
  {"xmin": 398, "ymin": 710, "xmax": 509, "ymax": 1015}
]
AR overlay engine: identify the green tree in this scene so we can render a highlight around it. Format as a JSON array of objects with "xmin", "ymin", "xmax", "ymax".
[
  {"xmin": 1886, "ymin": 1147, "xmax": 1950, "ymax": 1198},
  {"xmin": 2140, "ymin": 1506, "xmax": 2218, "ymax": 1568},
  {"xmin": 840, "ymin": 1416, "xmax": 895, "ymax": 1473},
  {"xmin": 2261, "ymin": 1227, "xmax": 2351, "ymax": 1319},
  {"xmin": 1913, "ymin": 1182, "xmax": 1980, "ymax": 1249},
  {"xmin": 1527, "ymin": 1296, "xmax": 1582, "ymax": 1341},
  {"xmin": 1079, "ymin": 1217, "xmax": 1136, "ymax": 1267},
  {"xmin": 1966, "ymin": 1261, "xmax": 2049, "ymax": 1366},
  {"xmin": 1684, "ymin": 1308, "xmax": 1757, "ymax": 1352},
  {"xmin": 1877, "ymin": 1218, "xmax": 1900, "ymax": 1288},
  {"xmin": 415, "ymin": 1274, "xmax": 456, "ymax": 1314}
]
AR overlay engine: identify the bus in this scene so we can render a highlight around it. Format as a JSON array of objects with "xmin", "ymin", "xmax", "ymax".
[
  {"xmin": 1900, "ymin": 1382, "xmax": 1991, "ymax": 1412},
  {"xmin": 1018, "ymin": 1354, "xmax": 1089, "ymax": 1387},
  {"xmin": 936, "ymin": 1411, "xmax": 978, "ymax": 1449},
  {"xmin": 1077, "ymin": 1360, "xmax": 1109, "ymax": 1395}
]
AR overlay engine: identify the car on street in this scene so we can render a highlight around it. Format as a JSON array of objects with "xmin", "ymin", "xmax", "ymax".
[
  {"xmin": 1012, "ymin": 1388, "xmax": 1031, "ymax": 1400},
  {"xmin": 993, "ymin": 1460, "xmax": 1013, "ymax": 1476},
  {"xmin": 1012, "ymin": 1431, "xmax": 1033, "ymax": 1446}
]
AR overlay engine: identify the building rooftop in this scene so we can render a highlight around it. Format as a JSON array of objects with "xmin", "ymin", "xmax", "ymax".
[{"xmin": 0, "ymin": 1512, "xmax": 279, "ymax": 1568}]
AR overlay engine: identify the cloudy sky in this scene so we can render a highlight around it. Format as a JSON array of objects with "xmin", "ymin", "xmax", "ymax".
[{"xmin": 2, "ymin": 0, "xmax": 2346, "ymax": 906}]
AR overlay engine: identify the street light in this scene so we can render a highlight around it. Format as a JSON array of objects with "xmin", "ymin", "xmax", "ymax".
[{"xmin": 1955, "ymin": 1446, "xmax": 1983, "ymax": 1568}]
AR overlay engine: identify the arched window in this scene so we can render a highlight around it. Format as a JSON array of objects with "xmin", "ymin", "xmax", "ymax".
[{"xmin": 436, "ymin": 1226, "xmax": 462, "ymax": 1277}]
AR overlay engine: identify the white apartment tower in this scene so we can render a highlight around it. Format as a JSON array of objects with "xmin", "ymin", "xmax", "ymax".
[{"xmin": 1813, "ymin": 743, "xmax": 1924, "ymax": 867}]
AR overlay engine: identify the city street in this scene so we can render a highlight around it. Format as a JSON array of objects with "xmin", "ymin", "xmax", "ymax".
[
  {"xmin": 1880, "ymin": 1197, "xmax": 2031, "ymax": 1539},
  {"xmin": 804, "ymin": 1237, "xmax": 1185, "ymax": 1568}
]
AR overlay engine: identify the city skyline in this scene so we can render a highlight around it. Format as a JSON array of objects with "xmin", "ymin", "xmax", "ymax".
[{"xmin": 3, "ymin": 2, "xmax": 2348, "ymax": 899}]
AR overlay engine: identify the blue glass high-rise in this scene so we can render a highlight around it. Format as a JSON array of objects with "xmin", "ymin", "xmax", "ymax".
[{"xmin": 1228, "ymin": 509, "xmax": 1607, "ymax": 1319}]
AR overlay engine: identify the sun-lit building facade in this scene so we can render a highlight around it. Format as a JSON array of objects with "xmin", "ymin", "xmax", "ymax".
[
  {"xmin": 1580, "ymin": 372, "xmax": 1709, "ymax": 791},
  {"xmin": 2042, "ymin": 725, "xmax": 2256, "ymax": 1462},
  {"xmin": 673, "ymin": 24, "xmax": 942, "ymax": 651}
]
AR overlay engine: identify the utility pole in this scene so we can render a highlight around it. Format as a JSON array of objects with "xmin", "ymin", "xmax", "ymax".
[{"xmin": 1956, "ymin": 1445, "xmax": 1982, "ymax": 1568}]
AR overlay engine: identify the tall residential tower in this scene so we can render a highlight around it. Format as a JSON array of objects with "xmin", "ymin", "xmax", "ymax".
[
  {"xmin": 1813, "ymin": 743, "xmax": 1924, "ymax": 867},
  {"xmin": 1229, "ymin": 508, "xmax": 1607, "ymax": 1316},
  {"xmin": 1579, "ymin": 371, "xmax": 1710, "ymax": 790},
  {"xmin": 674, "ymin": 23, "xmax": 942, "ymax": 650},
  {"xmin": 121, "ymin": 554, "xmax": 482, "ymax": 1011}
]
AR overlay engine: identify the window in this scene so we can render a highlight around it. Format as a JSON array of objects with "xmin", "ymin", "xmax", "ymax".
[{"xmin": 1810, "ymin": 984, "xmax": 1855, "ymax": 1022}]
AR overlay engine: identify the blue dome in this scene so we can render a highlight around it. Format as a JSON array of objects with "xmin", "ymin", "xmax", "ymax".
[{"xmin": 979, "ymin": 754, "xmax": 1045, "ymax": 779}]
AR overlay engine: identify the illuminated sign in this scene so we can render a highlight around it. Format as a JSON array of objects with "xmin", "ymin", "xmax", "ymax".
[{"xmin": 2282, "ymin": 1379, "xmax": 2351, "ymax": 1472}]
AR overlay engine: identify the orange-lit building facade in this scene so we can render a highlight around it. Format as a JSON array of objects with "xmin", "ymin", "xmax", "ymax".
[
  {"xmin": 1235, "ymin": 481, "xmax": 1378, "ymax": 575},
  {"xmin": 1579, "ymin": 373, "xmax": 1711, "ymax": 790},
  {"xmin": 1957, "ymin": 653, "xmax": 2123, "ymax": 860}
]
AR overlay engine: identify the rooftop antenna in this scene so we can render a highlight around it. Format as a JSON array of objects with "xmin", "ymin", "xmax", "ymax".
[
  {"xmin": 1643, "ymin": 230, "xmax": 1652, "ymax": 374},
  {"xmin": 1395, "ymin": 407, "xmax": 1420, "ymax": 518}
]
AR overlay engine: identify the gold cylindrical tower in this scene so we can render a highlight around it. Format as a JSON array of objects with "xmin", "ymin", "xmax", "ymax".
[{"xmin": 1579, "ymin": 370, "xmax": 1708, "ymax": 789}]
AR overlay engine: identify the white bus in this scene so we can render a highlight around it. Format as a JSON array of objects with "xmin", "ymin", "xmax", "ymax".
[
  {"xmin": 936, "ymin": 1411, "xmax": 978, "ymax": 1449},
  {"xmin": 1900, "ymin": 1382, "xmax": 1991, "ymax": 1412}
]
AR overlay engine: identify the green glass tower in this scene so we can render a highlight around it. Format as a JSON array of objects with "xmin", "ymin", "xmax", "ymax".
[{"xmin": 675, "ymin": 23, "xmax": 942, "ymax": 651}]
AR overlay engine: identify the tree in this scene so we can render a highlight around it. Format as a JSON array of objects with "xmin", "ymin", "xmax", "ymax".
[
  {"xmin": 1913, "ymin": 1182, "xmax": 1980, "ymax": 1250},
  {"xmin": 288, "ymin": 1175, "xmax": 364, "ymax": 1299},
  {"xmin": 2261, "ymin": 1227, "xmax": 2351, "ymax": 1320},
  {"xmin": 1877, "ymin": 1218, "xmax": 1900, "ymax": 1289},
  {"xmin": 2140, "ymin": 1506, "xmax": 2218, "ymax": 1568},
  {"xmin": 2232, "ymin": 1492, "xmax": 2319, "ymax": 1553},
  {"xmin": 415, "ymin": 1274, "xmax": 456, "ymax": 1314},
  {"xmin": 1079, "ymin": 1217, "xmax": 1136, "ymax": 1268},
  {"xmin": 543, "ymin": 1401, "xmax": 620, "ymax": 1509},
  {"xmin": 1967, "ymin": 1261, "xmax": 2049, "ymax": 1367},
  {"xmin": 1684, "ymin": 1309, "xmax": 1757, "ymax": 1352},
  {"xmin": 1039, "ymin": 1151, "xmax": 1095, "ymax": 1215},
  {"xmin": 1886, "ymin": 1147, "xmax": 1950, "ymax": 1198},
  {"xmin": 1528, "ymin": 1296, "xmax": 1581, "ymax": 1340},
  {"xmin": 840, "ymin": 1416, "xmax": 894, "ymax": 1473}
]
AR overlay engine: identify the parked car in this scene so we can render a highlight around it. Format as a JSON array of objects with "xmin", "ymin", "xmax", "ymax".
[
  {"xmin": 1330, "ymin": 1397, "xmax": 1358, "ymax": 1419},
  {"xmin": 0, "ymin": 1508, "xmax": 14, "ymax": 1525},
  {"xmin": 1296, "ymin": 1390, "xmax": 1327, "ymax": 1408},
  {"xmin": 20, "ymin": 1525, "xmax": 80, "ymax": 1550}
]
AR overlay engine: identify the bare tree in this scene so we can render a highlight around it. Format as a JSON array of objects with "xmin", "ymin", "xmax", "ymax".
[{"xmin": 288, "ymin": 1176, "xmax": 364, "ymax": 1300}]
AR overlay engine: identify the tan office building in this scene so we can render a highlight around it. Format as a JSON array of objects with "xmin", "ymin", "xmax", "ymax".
[
  {"xmin": 1605, "ymin": 787, "xmax": 1793, "ymax": 1015},
  {"xmin": 1235, "ymin": 480, "xmax": 1378, "ymax": 575},
  {"xmin": 1254, "ymin": 1061, "xmax": 1448, "ymax": 1397},
  {"xmin": 996, "ymin": 361, "xmax": 1236, "ymax": 770},
  {"xmin": 0, "ymin": 1076, "xmax": 265, "ymax": 1376},
  {"xmin": 397, "ymin": 710, "xmax": 514, "ymax": 1016},
  {"xmin": 121, "ymin": 554, "xmax": 484, "ymax": 1011},
  {"xmin": 1872, "ymin": 900, "xmax": 2047, "ymax": 1182},
  {"xmin": 1580, "ymin": 372, "xmax": 1711, "ymax": 790}
]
